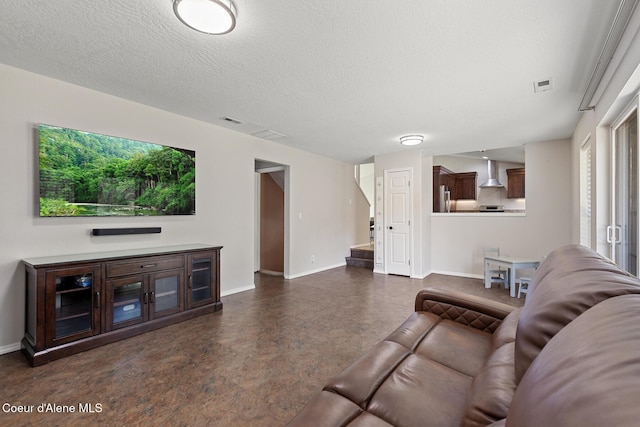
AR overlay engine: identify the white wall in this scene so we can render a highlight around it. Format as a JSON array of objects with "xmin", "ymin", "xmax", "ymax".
[
  {"xmin": 358, "ymin": 163, "xmax": 375, "ymax": 218},
  {"xmin": 283, "ymin": 156, "xmax": 370, "ymax": 276},
  {"xmin": 352, "ymin": 177, "xmax": 373, "ymax": 247},
  {"xmin": 374, "ymin": 149, "xmax": 426, "ymax": 278},
  {"xmin": 421, "ymin": 156, "xmax": 433, "ymax": 275},
  {"xmin": 431, "ymin": 139, "xmax": 572, "ymax": 277},
  {"xmin": 0, "ymin": 64, "xmax": 365, "ymax": 352}
]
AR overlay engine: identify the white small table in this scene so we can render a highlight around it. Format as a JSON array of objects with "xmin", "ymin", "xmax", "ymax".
[{"xmin": 484, "ymin": 255, "xmax": 540, "ymax": 297}]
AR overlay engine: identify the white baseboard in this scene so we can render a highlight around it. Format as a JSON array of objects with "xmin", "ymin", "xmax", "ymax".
[
  {"xmin": 221, "ymin": 284, "xmax": 256, "ymax": 297},
  {"xmin": 350, "ymin": 242, "xmax": 373, "ymax": 249},
  {"xmin": 0, "ymin": 342, "xmax": 21, "ymax": 355},
  {"xmin": 430, "ymin": 270, "xmax": 484, "ymax": 279},
  {"xmin": 258, "ymin": 269, "xmax": 284, "ymax": 276},
  {"xmin": 411, "ymin": 271, "xmax": 431, "ymax": 279},
  {"xmin": 369, "ymin": 268, "xmax": 481, "ymax": 280},
  {"xmin": 285, "ymin": 262, "xmax": 346, "ymax": 279}
]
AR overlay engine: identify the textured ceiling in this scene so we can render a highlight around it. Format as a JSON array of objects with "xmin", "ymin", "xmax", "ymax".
[{"xmin": 0, "ymin": 0, "xmax": 623, "ymax": 163}]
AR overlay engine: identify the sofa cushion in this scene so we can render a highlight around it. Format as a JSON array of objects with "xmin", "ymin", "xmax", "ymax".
[
  {"xmin": 384, "ymin": 311, "xmax": 440, "ymax": 351},
  {"xmin": 287, "ymin": 390, "xmax": 363, "ymax": 426},
  {"xmin": 324, "ymin": 340, "xmax": 411, "ymax": 407},
  {"xmin": 514, "ymin": 244, "xmax": 640, "ymax": 383},
  {"xmin": 286, "ymin": 391, "xmax": 396, "ymax": 427},
  {"xmin": 458, "ymin": 307, "xmax": 521, "ymax": 427},
  {"xmin": 507, "ymin": 294, "xmax": 640, "ymax": 427},
  {"xmin": 488, "ymin": 308, "xmax": 521, "ymax": 354},
  {"xmin": 461, "ymin": 342, "xmax": 516, "ymax": 427},
  {"xmin": 414, "ymin": 319, "xmax": 491, "ymax": 377},
  {"xmin": 292, "ymin": 309, "xmax": 490, "ymax": 427},
  {"xmin": 367, "ymin": 354, "xmax": 473, "ymax": 427},
  {"xmin": 347, "ymin": 412, "xmax": 394, "ymax": 427}
]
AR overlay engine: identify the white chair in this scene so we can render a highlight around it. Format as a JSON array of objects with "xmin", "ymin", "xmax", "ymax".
[
  {"xmin": 484, "ymin": 247, "xmax": 509, "ymax": 288},
  {"xmin": 517, "ymin": 255, "xmax": 546, "ymax": 299},
  {"xmin": 517, "ymin": 277, "xmax": 530, "ymax": 298}
]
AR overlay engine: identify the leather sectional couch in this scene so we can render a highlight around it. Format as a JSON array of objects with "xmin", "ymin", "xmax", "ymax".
[{"xmin": 288, "ymin": 244, "xmax": 640, "ymax": 426}]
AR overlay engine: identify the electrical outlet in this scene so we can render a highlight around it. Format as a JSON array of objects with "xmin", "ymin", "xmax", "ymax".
[{"xmin": 311, "ymin": 255, "xmax": 315, "ymax": 263}]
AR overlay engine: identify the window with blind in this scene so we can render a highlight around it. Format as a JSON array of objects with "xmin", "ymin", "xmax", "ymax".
[{"xmin": 580, "ymin": 138, "xmax": 592, "ymax": 248}]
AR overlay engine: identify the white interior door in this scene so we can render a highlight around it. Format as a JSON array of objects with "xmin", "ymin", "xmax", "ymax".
[{"xmin": 385, "ymin": 169, "xmax": 412, "ymax": 276}]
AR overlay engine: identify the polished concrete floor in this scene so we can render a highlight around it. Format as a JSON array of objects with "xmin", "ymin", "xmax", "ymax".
[{"xmin": 0, "ymin": 267, "xmax": 522, "ymax": 426}]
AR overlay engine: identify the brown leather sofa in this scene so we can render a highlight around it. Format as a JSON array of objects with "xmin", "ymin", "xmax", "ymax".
[{"xmin": 288, "ymin": 244, "xmax": 640, "ymax": 426}]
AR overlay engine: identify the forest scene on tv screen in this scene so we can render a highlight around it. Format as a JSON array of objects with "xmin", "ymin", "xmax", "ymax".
[{"xmin": 38, "ymin": 124, "xmax": 195, "ymax": 217}]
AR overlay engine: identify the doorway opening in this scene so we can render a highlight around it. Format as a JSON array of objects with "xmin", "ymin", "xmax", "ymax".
[{"xmin": 255, "ymin": 159, "xmax": 289, "ymax": 277}]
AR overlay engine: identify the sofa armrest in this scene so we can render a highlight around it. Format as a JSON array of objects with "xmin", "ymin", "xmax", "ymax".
[{"xmin": 415, "ymin": 287, "xmax": 515, "ymax": 333}]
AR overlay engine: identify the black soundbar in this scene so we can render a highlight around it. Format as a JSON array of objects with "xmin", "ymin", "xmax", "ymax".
[{"xmin": 92, "ymin": 227, "xmax": 161, "ymax": 236}]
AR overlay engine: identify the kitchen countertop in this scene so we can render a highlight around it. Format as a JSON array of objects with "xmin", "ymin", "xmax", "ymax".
[{"xmin": 432, "ymin": 210, "xmax": 526, "ymax": 217}]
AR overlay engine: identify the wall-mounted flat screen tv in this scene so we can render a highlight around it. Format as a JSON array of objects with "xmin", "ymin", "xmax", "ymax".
[{"xmin": 38, "ymin": 124, "xmax": 195, "ymax": 217}]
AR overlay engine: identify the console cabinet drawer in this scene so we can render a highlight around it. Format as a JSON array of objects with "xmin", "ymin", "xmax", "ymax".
[{"xmin": 105, "ymin": 255, "xmax": 184, "ymax": 278}]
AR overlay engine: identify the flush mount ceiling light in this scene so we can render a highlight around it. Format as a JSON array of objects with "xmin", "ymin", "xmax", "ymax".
[
  {"xmin": 399, "ymin": 135, "xmax": 424, "ymax": 146},
  {"xmin": 173, "ymin": 0, "xmax": 237, "ymax": 35}
]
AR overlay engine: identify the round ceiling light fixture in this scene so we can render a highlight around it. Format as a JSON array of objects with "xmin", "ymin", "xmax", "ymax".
[
  {"xmin": 173, "ymin": 0, "xmax": 237, "ymax": 35},
  {"xmin": 399, "ymin": 135, "xmax": 424, "ymax": 146}
]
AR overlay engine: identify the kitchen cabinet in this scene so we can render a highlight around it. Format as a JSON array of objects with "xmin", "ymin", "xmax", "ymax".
[
  {"xmin": 454, "ymin": 172, "xmax": 477, "ymax": 200},
  {"xmin": 507, "ymin": 168, "xmax": 525, "ymax": 198},
  {"xmin": 433, "ymin": 166, "xmax": 478, "ymax": 212},
  {"xmin": 22, "ymin": 244, "xmax": 222, "ymax": 366},
  {"xmin": 433, "ymin": 166, "xmax": 456, "ymax": 212}
]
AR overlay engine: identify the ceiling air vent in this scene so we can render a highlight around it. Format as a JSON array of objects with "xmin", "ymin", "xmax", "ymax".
[
  {"xmin": 221, "ymin": 116, "xmax": 243, "ymax": 124},
  {"xmin": 252, "ymin": 129, "xmax": 287, "ymax": 140},
  {"xmin": 533, "ymin": 78, "xmax": 553, "ymax": 93}
]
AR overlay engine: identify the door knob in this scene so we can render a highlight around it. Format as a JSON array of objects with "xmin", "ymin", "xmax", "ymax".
[{"xmin": 388, "ymin": 226, "xmax": 393, "ymax": 230}]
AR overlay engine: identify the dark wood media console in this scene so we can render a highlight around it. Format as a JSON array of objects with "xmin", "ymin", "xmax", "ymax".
[{"xmin": 22, "ymin": 244, "xmax": 222, "ymax": 366}]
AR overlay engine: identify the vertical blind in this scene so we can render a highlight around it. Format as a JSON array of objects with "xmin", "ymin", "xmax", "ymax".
[{"xmin": 580, "ymin": 140, "xmax": 592, "ymax": 248}]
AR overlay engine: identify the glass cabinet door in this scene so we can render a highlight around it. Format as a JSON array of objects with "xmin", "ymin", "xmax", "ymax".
[
  {"xmin": 46, "ymin": 265, "xmax": 101, "ymax": 346},
  {"xmin": 107, "ymin": 276, "xmax": 147, "ymax": 330},
  {"xmin": 187, "ymin": 252, "xmax": 216, "ymax": 308},
  {"xmin": 150, "ymin": 270, "xmax": 184, "ymax": 319}
]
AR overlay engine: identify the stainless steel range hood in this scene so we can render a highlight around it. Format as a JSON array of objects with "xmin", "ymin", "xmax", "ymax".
[{"xmin": 479, "ymin": 160, "xmax": 504, "ymax": 188}]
